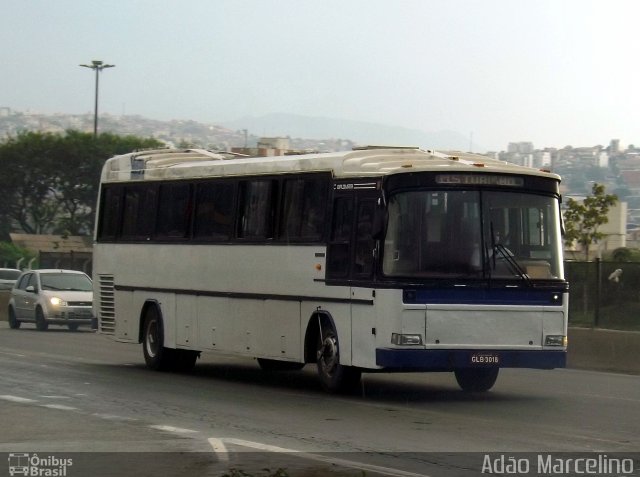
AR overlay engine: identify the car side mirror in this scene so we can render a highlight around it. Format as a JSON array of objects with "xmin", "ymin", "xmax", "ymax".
[{"xmin": 25, "ymin": 285, "xmax": 36, "ymax": 293}]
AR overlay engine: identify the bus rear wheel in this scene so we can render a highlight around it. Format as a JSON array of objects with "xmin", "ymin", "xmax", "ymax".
[
  {"xmin": 142, "ymin": 307, "xmax": 172, "ymax": 371},
  {"xmin": 316, "ymin": 327, "xmax": 361, "ymax": 393},
  {"xmin": 454, "ymin": 367, "xmax": 499, "ymax": 392}
]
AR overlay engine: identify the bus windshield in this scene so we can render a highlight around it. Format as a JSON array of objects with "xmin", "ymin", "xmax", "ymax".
[{"xmin": 382, "ymin": 190, "xmax": 563, "ymax": 281}]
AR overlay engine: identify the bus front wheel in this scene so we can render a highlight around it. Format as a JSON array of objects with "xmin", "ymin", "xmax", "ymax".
[
  {"xmin": 142, "ymin": 307, "xmax": 172, "ymax": 371},
  {"xmin": 316, "ymin": 327, "xmax": 361, "ymax": 393},
  {"xmin": 454, "ymin": 367, "xmax": 499, "ymax": 392}
]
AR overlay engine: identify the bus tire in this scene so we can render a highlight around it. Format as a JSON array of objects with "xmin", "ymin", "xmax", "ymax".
[
  {"xmin": 68, "ymin": 324, "xmax": 79, "ymax": 331},
  {"xmin": 35, "ymin": 307, "xmax": 49, "ymax": 331},
  {"xmin": 142, "ymin": 306, "xmax": 173, "ymax": 371},
  {"xmin": 257, "ymin": 358, "xmax": 305, "ymax": 372},
  {"xmin": 8, "ymin": 307, "xmax": 21, "ymax": 329},
  {"xmin": 454, "ymin": 367, "xmax": 499, "ymax": 392},
  {"xmin": 316, "ymin": 326, "xmax": 361, "ymax": 393}
]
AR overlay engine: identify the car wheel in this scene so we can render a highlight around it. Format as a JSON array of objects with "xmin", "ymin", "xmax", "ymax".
[
  {"xmin": 68, "ymin": 324, "xmax": 79, "ymax": 331},
  {"xmin": 35, "ymin": 307, "xmax": 49, "ymax": 331},
  {"xmin": 8, "ymin": 307, "xmax": 21, "ymax": 329}
]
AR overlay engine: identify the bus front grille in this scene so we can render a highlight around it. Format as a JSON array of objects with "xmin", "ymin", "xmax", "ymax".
[{"xmin": 98, "ymin": 274, "xmax": 115, "ymax": 334}]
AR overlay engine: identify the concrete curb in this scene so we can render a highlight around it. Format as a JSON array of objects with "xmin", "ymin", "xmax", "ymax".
[{"xmin": 567, "ymin": 327, "xmax": 640, "ymax": 375}]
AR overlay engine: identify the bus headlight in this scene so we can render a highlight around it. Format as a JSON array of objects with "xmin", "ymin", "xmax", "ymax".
[
  {"xmin": 50, "ymin": 297, "xmax": 67, "ymax": 307},
  {"xmin": 544, "ymin": 335, "xmax": 567, "ymax": 347},
  {"xmin": 391, "ymin": 333, "xmax": 423, "ymax": 346}
]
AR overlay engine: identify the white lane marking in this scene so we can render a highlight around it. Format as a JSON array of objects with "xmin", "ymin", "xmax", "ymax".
[
  {"xmin": 218, "ymin": 438, "xmax": 431, "ymax": 477},
  {"xmin": 0, "ymin": 351, "xmax": 26, "ymax": 357},
  {"xmin": 149, "ymin": 425, "xmax": 199, "ymax": 434},
  {"xmin": 0, "ymin": 395, "xmax": 38, "ymax": 403},
  {"xmin": 92, "ymin": 413, "xmax": 138, "ymax": 422},
  {"xmin": 41, "ymin": 395, "xmax": 71, "ymax": 399},
  {"xmin": 207, "ymin": 438, "xmax": 229, "ymax": 461},
  {"xmin": 41, "ymin": 404, "xmax": 78, "ymax": 411}
]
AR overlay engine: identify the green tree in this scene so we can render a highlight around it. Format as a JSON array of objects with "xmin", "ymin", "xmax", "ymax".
[
  {"xmin": 563, "ymin": 183, "xmax": 618, "ymax": 260},
  {"xmin": 609, "ymin": 247, "xmax": 640, "ymax": 262},
  {"xmin": 0, "ymin": 131, "xmax": 61, "ymax": 235},
  {"xmin": 0, "ymin": 241, "xmax": 36, "ymax": 268},
  {"xmin": 0, "ymin": 130, "xmax": 162, "ymax": 238}
]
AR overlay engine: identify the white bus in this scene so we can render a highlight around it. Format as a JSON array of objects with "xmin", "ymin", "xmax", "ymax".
[{"xmin": 93, "ymin": 146, "xmax": 567, "ymax": 393}]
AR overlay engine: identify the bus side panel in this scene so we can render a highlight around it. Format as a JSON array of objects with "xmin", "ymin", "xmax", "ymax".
[
  {"xmin": 352, "ymin": 289, "xmax": 427, "ymax": 369},
  {"xmin": 257, "ymin": 300, "xmax": 302, "ymax": 360},
  {"xmin": 113, "ymin": 289, "xmax": 137, "ymax": 343},
  {"xmin": 176, "ymin": 294, "xmax": 197, "ymax": 348},
  {"xmin": 232, "ymin": 299, "xmax": 262, "ymax": 355},
  {"xmin": 196, "ymin": 296, "xmax": 232, "ymax": 352},
  {"xmin": 351, "ymin": 287, "xmax": 377, "ymax": 369}
]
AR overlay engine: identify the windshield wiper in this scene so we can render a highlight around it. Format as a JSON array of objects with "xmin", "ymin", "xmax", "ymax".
[
  {"xmin": 494, "ymin": 244, "xmax": 531, "ymax": 286},
  {"xmin": 487, "ymin": 221, "xmax": 531, "ymax": 286}
]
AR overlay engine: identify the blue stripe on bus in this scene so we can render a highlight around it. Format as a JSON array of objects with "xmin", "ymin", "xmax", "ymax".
[
  {"xmin": 403, "ymin": 288, "xmax": 565, "ymax": 306},
  {"xmin": 376, "ymin": 348, "xmax": 566, "ymax": 370}
]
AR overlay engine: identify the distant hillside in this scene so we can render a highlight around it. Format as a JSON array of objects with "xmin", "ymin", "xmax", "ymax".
[
  {"xmin": 223, "ymin": 113, "xmax": 475, "ymax": 151},
  {"xmin": 0, "ymin": 109, "xmax": 476, "ymax": 152}
]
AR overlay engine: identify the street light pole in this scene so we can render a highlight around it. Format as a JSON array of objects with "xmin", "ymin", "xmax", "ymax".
[{"xmin": 80, "ymin": 60, "xmax": 115, "ymax": 137}]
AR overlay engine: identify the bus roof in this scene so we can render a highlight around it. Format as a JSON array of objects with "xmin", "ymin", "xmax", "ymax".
[{"xmin": 100, "ymin": 147, "xmax": 561, "ymax": 183}]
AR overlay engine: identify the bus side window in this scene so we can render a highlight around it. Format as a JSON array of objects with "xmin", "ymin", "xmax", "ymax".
[
  {"xmin": 98, "ymin": 186, "xmax": 122, "ymax": 241},
  {"xmin": 121, "ymin": 185, "xmax": 157, "ymax": 240},
  {"xmin": 238, "ymin": 180, "xmax": 276, "ymax": 240},
  {"xmin": 156, "ymin": 183, "xmax": 192, "ymax": 239},
  {"xmin": 193, "ymin": 181, "xmax": 235, "ymax": 241},
  {"xmin": 280, "ymin": 177, "xmax": 328, "ymax": 242},
  {"xmin": 327, "ymin": 197, "xmax": 354, "ymax": 278}
]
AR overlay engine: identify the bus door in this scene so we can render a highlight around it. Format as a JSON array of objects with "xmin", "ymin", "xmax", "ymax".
[{"xmin": 328, "ymin": 189, "xmax": 379, "ymax": 368}]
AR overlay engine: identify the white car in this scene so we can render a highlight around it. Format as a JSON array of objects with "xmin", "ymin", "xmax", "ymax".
[
  {"xmin": 8, "ymin": 269, "xmax": 94, "ymax": 331},
  {"xmin": 0, "ymin": 268, "xmax": 21, "ymax": 290}
]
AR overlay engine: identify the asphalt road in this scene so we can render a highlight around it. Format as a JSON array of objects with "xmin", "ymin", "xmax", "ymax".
[{"xmin": 0, "ymin": 321, "xmax": 638, "ymax": 477}]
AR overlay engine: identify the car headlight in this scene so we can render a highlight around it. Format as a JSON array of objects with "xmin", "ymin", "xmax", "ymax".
[{"xmin": 50, "ymin": 297, "xmax": 67, "ymax": 306}]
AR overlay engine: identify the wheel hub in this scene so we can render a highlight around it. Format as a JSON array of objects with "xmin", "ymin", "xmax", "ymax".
[{"xmin": 319, "ymin": 335, "xmax": 339, "ymax": 375}]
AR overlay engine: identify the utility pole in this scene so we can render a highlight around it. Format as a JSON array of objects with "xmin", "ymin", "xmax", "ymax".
[{"xmin": 80, "ymin": 60, "xmax": 115, "ymax": 137}]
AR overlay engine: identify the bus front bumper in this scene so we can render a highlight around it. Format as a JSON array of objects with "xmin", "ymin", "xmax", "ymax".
[{"xmin": 375, "ymin": 348, "xmax": 566, "ymax": 371}]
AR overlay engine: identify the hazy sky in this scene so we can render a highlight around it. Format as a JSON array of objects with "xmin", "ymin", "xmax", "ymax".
[{"xmin": 2, "ymin": 0, "xmax": 638, "ymax": 151}]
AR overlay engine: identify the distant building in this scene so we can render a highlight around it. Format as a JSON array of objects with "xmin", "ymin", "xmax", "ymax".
[
  {"xmin": 9, "ymin": 233, "xmax": 92, "ymax": 273},
  {"xmin": 507, "ymin": 142, "xmax": 534, "ymax": 154},
  {"xmin": 231, "ymin": 136, "xmax": 291, "ymax": 157}
]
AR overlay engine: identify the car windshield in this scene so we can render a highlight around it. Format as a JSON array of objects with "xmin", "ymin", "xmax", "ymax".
[
  {"xmin": 0, "ymin": 270, "xmax": 21, "ymax": 280},
  {"xmin": 40, "ymin": 273, "xmax": 93, "ymax": 291}
]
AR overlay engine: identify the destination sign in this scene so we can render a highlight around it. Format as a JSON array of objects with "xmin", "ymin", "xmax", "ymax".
[{"xmin": 435, "ymin": 174, "xmax": 524, "ymax": 187}]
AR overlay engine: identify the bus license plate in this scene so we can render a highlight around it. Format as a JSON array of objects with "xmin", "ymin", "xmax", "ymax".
[{"xmin": 470, "ymin": 353, "xmax": 500, "ymax": 365}]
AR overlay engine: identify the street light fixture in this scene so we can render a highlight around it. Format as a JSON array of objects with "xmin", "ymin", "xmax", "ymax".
[{"xmin": 80, "ymin": 60, "xmax": 115, "ymax": 137}]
